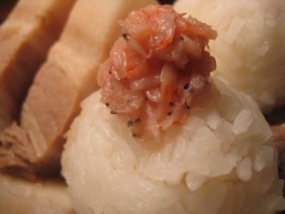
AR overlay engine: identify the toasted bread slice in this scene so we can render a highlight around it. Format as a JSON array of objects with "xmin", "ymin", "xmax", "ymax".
[
  {"xmin": 0, "ymin": 0, "xmax": 158, "ymax": 179},
  {"xmin": 0, "ymin": 0, "xmax": 76, "ymax": 132}
]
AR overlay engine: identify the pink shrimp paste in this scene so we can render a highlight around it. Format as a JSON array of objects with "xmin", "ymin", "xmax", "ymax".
[{"xmin": 97, "ymin": 4, "xmax": 217, "ymax": 141}]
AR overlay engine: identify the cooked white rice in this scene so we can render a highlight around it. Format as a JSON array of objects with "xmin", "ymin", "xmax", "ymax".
[
  {"xmin": 62, "ymin": 76, "xmax": 285, "ymax": 214},
  {"xmin": 174, "ymin": 0, "xmax": 285, "ymax": 112}
]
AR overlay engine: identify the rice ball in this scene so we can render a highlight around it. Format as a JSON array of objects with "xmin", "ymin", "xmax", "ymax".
[
  {"xmin": 62, "ymin": 76, "xmax": 285, "ymax": 214},
  {"xmin": 174, "ymin": 0, "xmax": 285, "ymax": 112}
]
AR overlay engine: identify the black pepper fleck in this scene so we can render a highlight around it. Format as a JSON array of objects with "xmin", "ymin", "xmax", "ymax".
[
  {"xmin": 167, "ymin": 111, "xmax": 173, "ymax": 116},
  {"xmin": 183, "ymin": 83, "xmax": 189, "ymax": 90},
  {"xmin": 111, "ymin": 110, "xmax": 117, "ymax": 114},
  {"xmin": 122, "ymin": 33, "xmax": 129, "ymax": 40},
  {"xmin": 169, "ymin": 102, "xmax": 175, "ymax": 107},
  {"xmin": 135, "ymin": 118, "xmax": 141, "ymax": 124},
  {"xmin": 128, "ymin": 120, "xmax": 134, "ymax": 127}
]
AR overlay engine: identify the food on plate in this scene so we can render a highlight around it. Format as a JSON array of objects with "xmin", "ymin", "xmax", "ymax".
[
  {"xmin": 0, "ymin": 174, "xmax": 75, "ymax": 214},
  {"xmin": 0, "ymin": 0, "xmax": 157, "ymax": 179},
  {"xmin": 0, "ymin": 0, "xmax": 75, "ymax": 132},
  {"xmin": 62, "ymin": 81, "xmax": 285, "ymax": 214},
  {"xmin": 174, "ymin": 0, "xmax": 285, "ymax": 112},
  {"xmin": 97, "ymin": 4, "xmax": 217, "ymax": 140},
  {"xmin": 62, "ymin": 5, "xmax": 285, "ymax": 213}
]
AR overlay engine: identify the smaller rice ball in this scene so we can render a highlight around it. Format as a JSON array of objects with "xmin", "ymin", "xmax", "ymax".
[
  {"xmin": 174, "ymin": 0, "xmax": 285, "ymax": 112},
  {"xmin": 62, "ymin": 76, "xmax": 285, "ymax": 214}
]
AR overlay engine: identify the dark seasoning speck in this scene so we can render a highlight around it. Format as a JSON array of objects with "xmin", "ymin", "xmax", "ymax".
[
  {"xmin": 183, "ymin": 83, "xmax": 189, "ymax": 90},
  {"xmin": 122, "ymin": 33, "xmax": 129, "ymax": 40}
]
